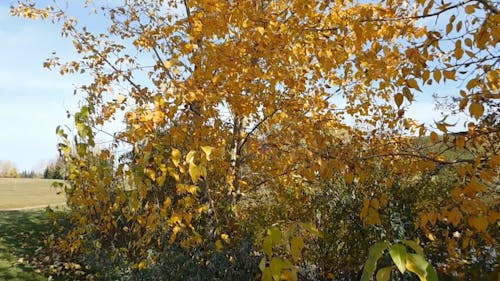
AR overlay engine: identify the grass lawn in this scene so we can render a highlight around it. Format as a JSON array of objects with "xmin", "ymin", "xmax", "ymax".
[
  {"xmin": 0, "ymin": 178, "xmax": 67, "ymax": 280},
  {"xmin": 0, "ymin": 178, "xmax": 66, "ymax": 210},
  {"xmin": 0, "ymin": 210, "xmax": 52, "ymax": 281}
]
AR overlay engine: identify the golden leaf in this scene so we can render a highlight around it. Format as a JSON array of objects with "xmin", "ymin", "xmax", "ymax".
[
  {"xmin": 407, "ymin": 79, "xmax": 420, "ymax": 91},
  {"xmin": 468, "ymin": 216, "xmax": 488, "ymax": 232},
  {"xmin": 189, "ymin": 162, "xmax": 202, "ymax": 183},
  {"xmin": 429, "ymin": 131, "xmax": 439, "ymax": 143},
  {"xmin": 443, "ymin": 70, "xmax": 456, "ymax": 80},
  {"xmin": 394, "ymin": 93, "xmax": 404, "ymax": 107},
  {"xmin": 344, "ymin": 173, "xmax": 354, "ymax": 184},
  {"xmin": 164, "ymin": 60, "xmax": 173, "ymax": 69},
  {"xmin": 256, "ymin": 26, "xmax": 265, "ymax": 35},
  {"xmin": 171, "ymin": 148, "xmax": 181, "ymax": 167},
  {"xmin": 465, "ymin": 4, "xmax": 476, "ymax": 14},
  {"xmin": 469, "ymin": 102, "xmax": 484, "ymax": 119},
  {"xmin": 201, "ymin": 146, "xmax": 214, "ymax": 161}
]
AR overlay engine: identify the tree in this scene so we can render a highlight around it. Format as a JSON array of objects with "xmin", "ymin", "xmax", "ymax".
[
  {"xmin": 0, "ymin": 160, "xmax": 19, "ymax": 178},
  {"xmin": 12, "ymin": 0, "xmax": 498, "ymax": 279},
  {"xmin": 43, "ymin": 156, "xmax": 68, "ymax": 179}
]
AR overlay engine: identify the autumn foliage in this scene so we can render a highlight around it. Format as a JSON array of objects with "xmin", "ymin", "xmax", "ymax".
[{"xmin": 11, "ymin": 0, "xmax": 498, "ymax": 280}]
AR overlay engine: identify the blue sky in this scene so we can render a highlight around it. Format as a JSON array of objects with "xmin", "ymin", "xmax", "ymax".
[
  {"xmin": 0, "ymin": 1, "xmax": 460, "ymax": 172},
  {"xmin": 0, "ymin": 3, "xmax": 81, "ymax": 172}
]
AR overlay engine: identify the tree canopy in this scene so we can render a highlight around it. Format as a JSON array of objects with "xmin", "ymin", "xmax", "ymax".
[{"xmin": 12, "ymin": 0, "xmax": 499, "ymax": 280}]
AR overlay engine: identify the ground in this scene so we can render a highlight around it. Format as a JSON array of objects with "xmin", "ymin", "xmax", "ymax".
[
  {"xmin": 0, "ymin": 178, "xmax": 65, "ymax": 280},
  {"xmin": 0, "ymin": 178, "xmax": 65, "ymax": 210}
]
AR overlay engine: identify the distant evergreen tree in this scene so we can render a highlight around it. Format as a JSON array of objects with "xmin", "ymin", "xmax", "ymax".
[
  {"xmin": 43, "ymin": 157, "xmax": 68, "ymax": 179},
  {"xmin": 19, "ymin": 170, "xmax": 36, "ymax": 178}
]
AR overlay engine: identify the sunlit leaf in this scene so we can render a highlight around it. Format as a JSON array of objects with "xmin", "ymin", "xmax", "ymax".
[
  {"xmin": 376, "ymin": 266, "xmax": 392, "ymax": 281},
  {"xmin": 389, "ymin": 244, "xmax": 407, "ymax": 274}
]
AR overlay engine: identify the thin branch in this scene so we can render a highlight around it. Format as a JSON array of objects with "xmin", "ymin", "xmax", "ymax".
[
  {"xmin": 237, "ymin": 109, "xmax": 279, "ymax": 155},
  {"xmin": 183, "ymin": 0, "xmax": 191, "ymax": 18},
  {"xmin": 152, "ymin": 46, "xmax": 174, "ymax": 80}
]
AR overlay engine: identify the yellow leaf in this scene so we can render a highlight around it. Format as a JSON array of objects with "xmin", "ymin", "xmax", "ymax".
[
  {"xmin": 145, "ymin": 168, "xmax": 156, "ymax": 181},
  {"xmin": 380, "ymin": 193, "xmax": 389, "ymax": 208},
  {"xmin": 164, "ymin": 60, "xmax": 173, "ymax": 69},
  {"xmin": 171, "ymin": 148, "xmax": 181, "ymax": 167},
  {"xmin": 370, "ymin": 198, "xmax": 380, "ymax": 209},
  {"xmin": 443, "ymin": 70, "xmax": 456, "ymax": 80},
  {"xmin": 469, "ymin": 102, "xmax": 484, "ymax": 119},
  {"xmin": 344, "ymin": 173, "xmax": 354, "ymax": 184},
  {"xmin": 281, "ymin": 270, "xmax": 297, "ymax": 281},
  {"xmin": 201, "ymin": 146, "xmax": 213, "ymax": 161},
  {"xmin": 138, "ymin": 261, "xmax": 146, "ymax": 270},
  {"xmin": 465, "ymin": 4, "xmax": 476, "ymax": 14},
  {"xmin": 186, "ymin": 150, "xmax": 196, "ymax": 164},
  {"xmin": 464, "ymin": 38, "xmax": 473, "ymax": 47},
  {"xmin": 454, "ymin": 136, "xmax": 466, "ymax": 149},
  {"xmin": 188, "ymin": 162, "xmax": 201, "ymax": 183},
  {"xmin": 394, "ymin": 93, "xmax": 404, "ymax": 107},
  {"xmin": 215, "ymin": 239, "xmax": 223, "ymax": 251},
  {"xmin": 256, "ymin": 26, "xmax": 265, "ymax": 35},
  {"xmin": 490, "ymin": 155, "xmax": 500, "ymax": 167},
  {"xmin": 177, "ymin": 184, "xmax": 199, "ymax": 195},
  {"xmin": 426, "ymin": 233, "xmax": 435, "ymax": 241},
  {"xmin": 407, "ymin": 79, "xmax": 420, "ymax": 91},
  {"xmin": 454, "ymin": 40, "xmax": 463, "ymax": 60},
  {"xmin": 221, "ymin": 233, "xmax": 230, "ymax": 243},
  {"xmin": 436, "ymin": 123, "xmax": 448, "ymax": 133},
  {"xmin": 468, "ymin": 216, "xmax": 488, "ymax": 232},
  {"xmin": 152, "ymin": 110, "xmax": 165, "ymax": 124},
  {"xmin": 429, "ymin": 131, "xmax": 439, "ymax": 143},
  {"xmin": 116, "ymin": 94, "xmax": 126, "ymax": 103},
  {"xmin": 163, "ymin": 197, "xmax": 172, "ymax": 208}
]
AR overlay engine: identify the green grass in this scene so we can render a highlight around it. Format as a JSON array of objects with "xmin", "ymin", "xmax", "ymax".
[
  {"xmin": 0, "ymin": 178, "xmax": 67, "ymax": 280},
  {"xmin": 0, "ymin": 210, "xmax": 51, "ymax": 281},
  {"xmin": 0, "ymin": 178, "xmax": 66, "ymax": 210}
]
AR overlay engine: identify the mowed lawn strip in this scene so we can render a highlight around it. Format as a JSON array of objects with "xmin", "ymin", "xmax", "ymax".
[{"xmin": 0, "ymin": 178, "xmax": 66, "ymax": 210}]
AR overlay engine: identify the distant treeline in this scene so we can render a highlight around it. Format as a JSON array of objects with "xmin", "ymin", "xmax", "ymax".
[{"xmin": 0, "ymin": 158, "xmax": 67, "ymax": 179}]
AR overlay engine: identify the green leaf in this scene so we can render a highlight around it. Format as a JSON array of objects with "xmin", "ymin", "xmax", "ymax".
[
  {"xmin": 269, "ymin": 257, "xmax": 283, "ymax": 281},
  {"xmin": 389, "ymin": 244, "xmax": 407, "ymax": 274},
  {"xmin": 290, "ymin": 236, "xmax": 305, "ymax": 260},
  {"xmin": 270, "ymin": 227, "xmax": 282, "ymax": 244},
  {"xmin": 301, "ymin": 223, "xmax": 323, "ymax": 238},
  {"xmin": 263, "ymin": 236, "xmax": 273, "ymax": 256},
  {"xmin": 259, "ymin": 257, "xmax": 267, "ymax": 272},
  {"xmin": 361, "ymin": 242, "xmax": 389, "ymax": 281},
  {"xmin": 426, "ymin": 263, "xmax": 439, "ymax": 281},
  {"xmin": 402, "ymin": 240, "xmax": 424, "ymax": 255},
  {"xmin": 376, "ymin": 266, "xmax": 392, "ymax": 281},
  {"xmin": 405, "ymin": 253, "xmax": 438, "ymax": 281},
  {"xmin": 261, "ymin": 267, "xmax": 273, "ymax": 281}
]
